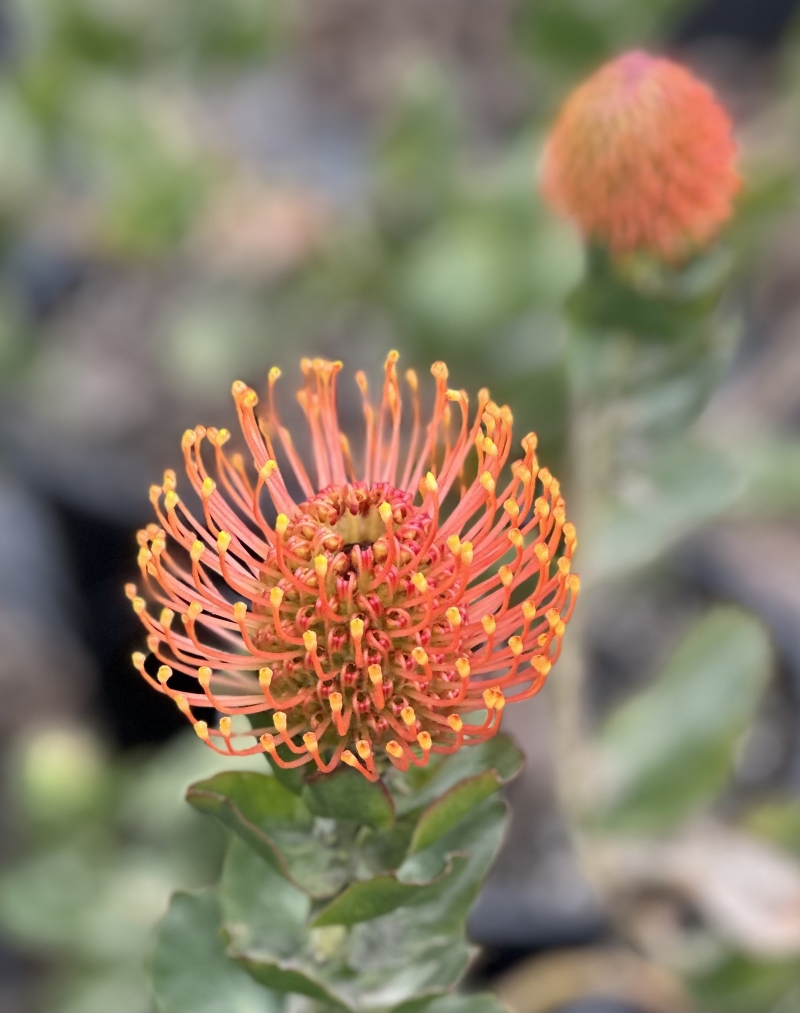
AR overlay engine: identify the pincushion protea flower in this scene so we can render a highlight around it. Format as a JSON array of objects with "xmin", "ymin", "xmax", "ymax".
[
  {"xmin": 541, "ymin": 50, "xmax": 740, "ymax": 260},
  {"xmin": 128, "ymin": 355, "xmax": 579, "ymax": 780}
]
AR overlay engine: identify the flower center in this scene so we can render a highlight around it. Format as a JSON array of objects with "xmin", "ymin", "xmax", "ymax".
[
  {"xmin": 253, "ymin": 481, "xmax": 467, "ymax": 752},
  {"xmin": 333, "ymin": 504, "xmax": 386, "ymax": 549}
]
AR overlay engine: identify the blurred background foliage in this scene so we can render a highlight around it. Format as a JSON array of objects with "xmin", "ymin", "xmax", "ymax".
[{"xmin": 0, "ymin": 0, "xmax": 797, "ymax": 1011}]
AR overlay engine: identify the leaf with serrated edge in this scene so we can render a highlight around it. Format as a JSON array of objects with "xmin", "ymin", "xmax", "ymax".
[
  {"xmin": 151, "ymin": 891, "xmax": 282, "ymax": 1013},
  {"xmin": 187, "ymin": 772, "xmax": 351, "ymax": 899}
]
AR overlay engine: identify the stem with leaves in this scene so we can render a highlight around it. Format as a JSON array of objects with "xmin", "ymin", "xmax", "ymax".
[{"xmin": 150, "ymin": 735, "xmax": 523, "ymax": 1013}]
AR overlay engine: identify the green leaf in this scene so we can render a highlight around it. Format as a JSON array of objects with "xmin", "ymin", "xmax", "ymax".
[
  {"xmin": 391, "ymin": 733, "xmax": 523, "ymax": 817},
  {"xmin": 566, "ymin": 245, "xmax": 731, "ymax": 339},
  {"xmin": 235, "ymin": 958, "xmax": 351, "ymax": 1011},
  {"xmin": 301, "ymin": 766, "xmax": 394, "ymax": 829},
  {"xmin": 741, "ymin": 799, "xmax": 800, "ymax": 856},
  {"xmin": 219, "ymin": 839, "xmax": 353, "ymax": 1011},
  {"xmin": 392, "ymin": 991, "xmax": 509, "ymax": 1012},
  {"xmin": 187, "ymin": 772, "xmax": 351, "ymax": 899},
  {"xmin": 408, "ymin": 772, "xmax": 502, "ymax": 855},
  {"xmin": 689, "ymin": 953, "xmax": 800, "ymax": 1013},
  {"xmin": 586, "ymin": 441, "xmax": 743, "ymax": 583},
  {"xmin": 151, "ymin": 891, "xmax": 282, "ymax": 1013},
  {"xmin": 341, "ymin": 796, "xmax": 508, "ymax": 1009},
  {"xmin": 221, "ymin": 837, "xmax": 309, "ymax": 958},
  {"xmin": 312, "ymin": 859, "xmax": 463, "ymax": 928},
  {"xmin": 357, "ymin": 814, "xmax": 419, "ymax": 876},
  {"xmin": 600, "ymin": 607, "xmax": 772, "ymax": 831}
]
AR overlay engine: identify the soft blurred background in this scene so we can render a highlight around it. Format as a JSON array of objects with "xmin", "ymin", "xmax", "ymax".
[{"xmin": 0, "ymin": 1, "xmax": 797, "ymax": 1011}]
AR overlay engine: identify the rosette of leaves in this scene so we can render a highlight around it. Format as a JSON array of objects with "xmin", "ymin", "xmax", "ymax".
[{"xmin": 151, "ymin": 735, "xmax": 523, "ymax": 1012}]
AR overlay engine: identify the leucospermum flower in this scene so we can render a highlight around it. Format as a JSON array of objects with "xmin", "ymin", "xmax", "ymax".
[
  {"xmin": 541, "ymin": 50, "xmax": 740, "ymax": 260},
  {"xmin": 128, "ymin": 355, "xmax": 579, "ymax": 780}
]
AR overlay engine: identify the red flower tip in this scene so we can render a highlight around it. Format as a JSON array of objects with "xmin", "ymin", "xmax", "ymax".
[
  {"xmin": 130, "ymin": 355, "xmax": 579, "ymax": 779},
  {"xmin": 541, "ymin": 50, "xmax": 741, "ymax": 260}
]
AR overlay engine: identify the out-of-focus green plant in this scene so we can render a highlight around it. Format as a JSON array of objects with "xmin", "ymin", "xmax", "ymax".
[
  {"xmin": 0, "ymin": 728, "xmax": 266, "ymax": 1012},
  {"xmin": 536, "ymin": 46, "xmax": 800, "ymax": 1013}
]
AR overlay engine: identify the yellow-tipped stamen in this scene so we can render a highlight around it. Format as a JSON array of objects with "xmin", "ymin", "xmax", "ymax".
[
  {"xmin": 411, "ymin": 646, "xmax": 428, "ymax": 667},
  {"xmin": 350, "ymin": 617, "xmax": 365, "ymax": 666}
]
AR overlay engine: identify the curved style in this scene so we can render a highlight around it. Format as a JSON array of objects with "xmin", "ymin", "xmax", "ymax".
[{"xmin": 128, "ymin": 355, "xmax": 579, "ymax": 779}]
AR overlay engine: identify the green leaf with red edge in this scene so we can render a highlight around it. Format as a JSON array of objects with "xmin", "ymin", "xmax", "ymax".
[{"xmin": 187, "ymin": 771, "xmax": 352, "ymax": 899}]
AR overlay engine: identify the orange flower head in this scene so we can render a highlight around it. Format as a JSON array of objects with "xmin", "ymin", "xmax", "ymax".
[
  {"xmin": 541, "ymin": 50, "xmax": 740, "ymax": 260},
  {"xmin": 128, "ymin": 354, "xmax": 579, "ymax": 780}
]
